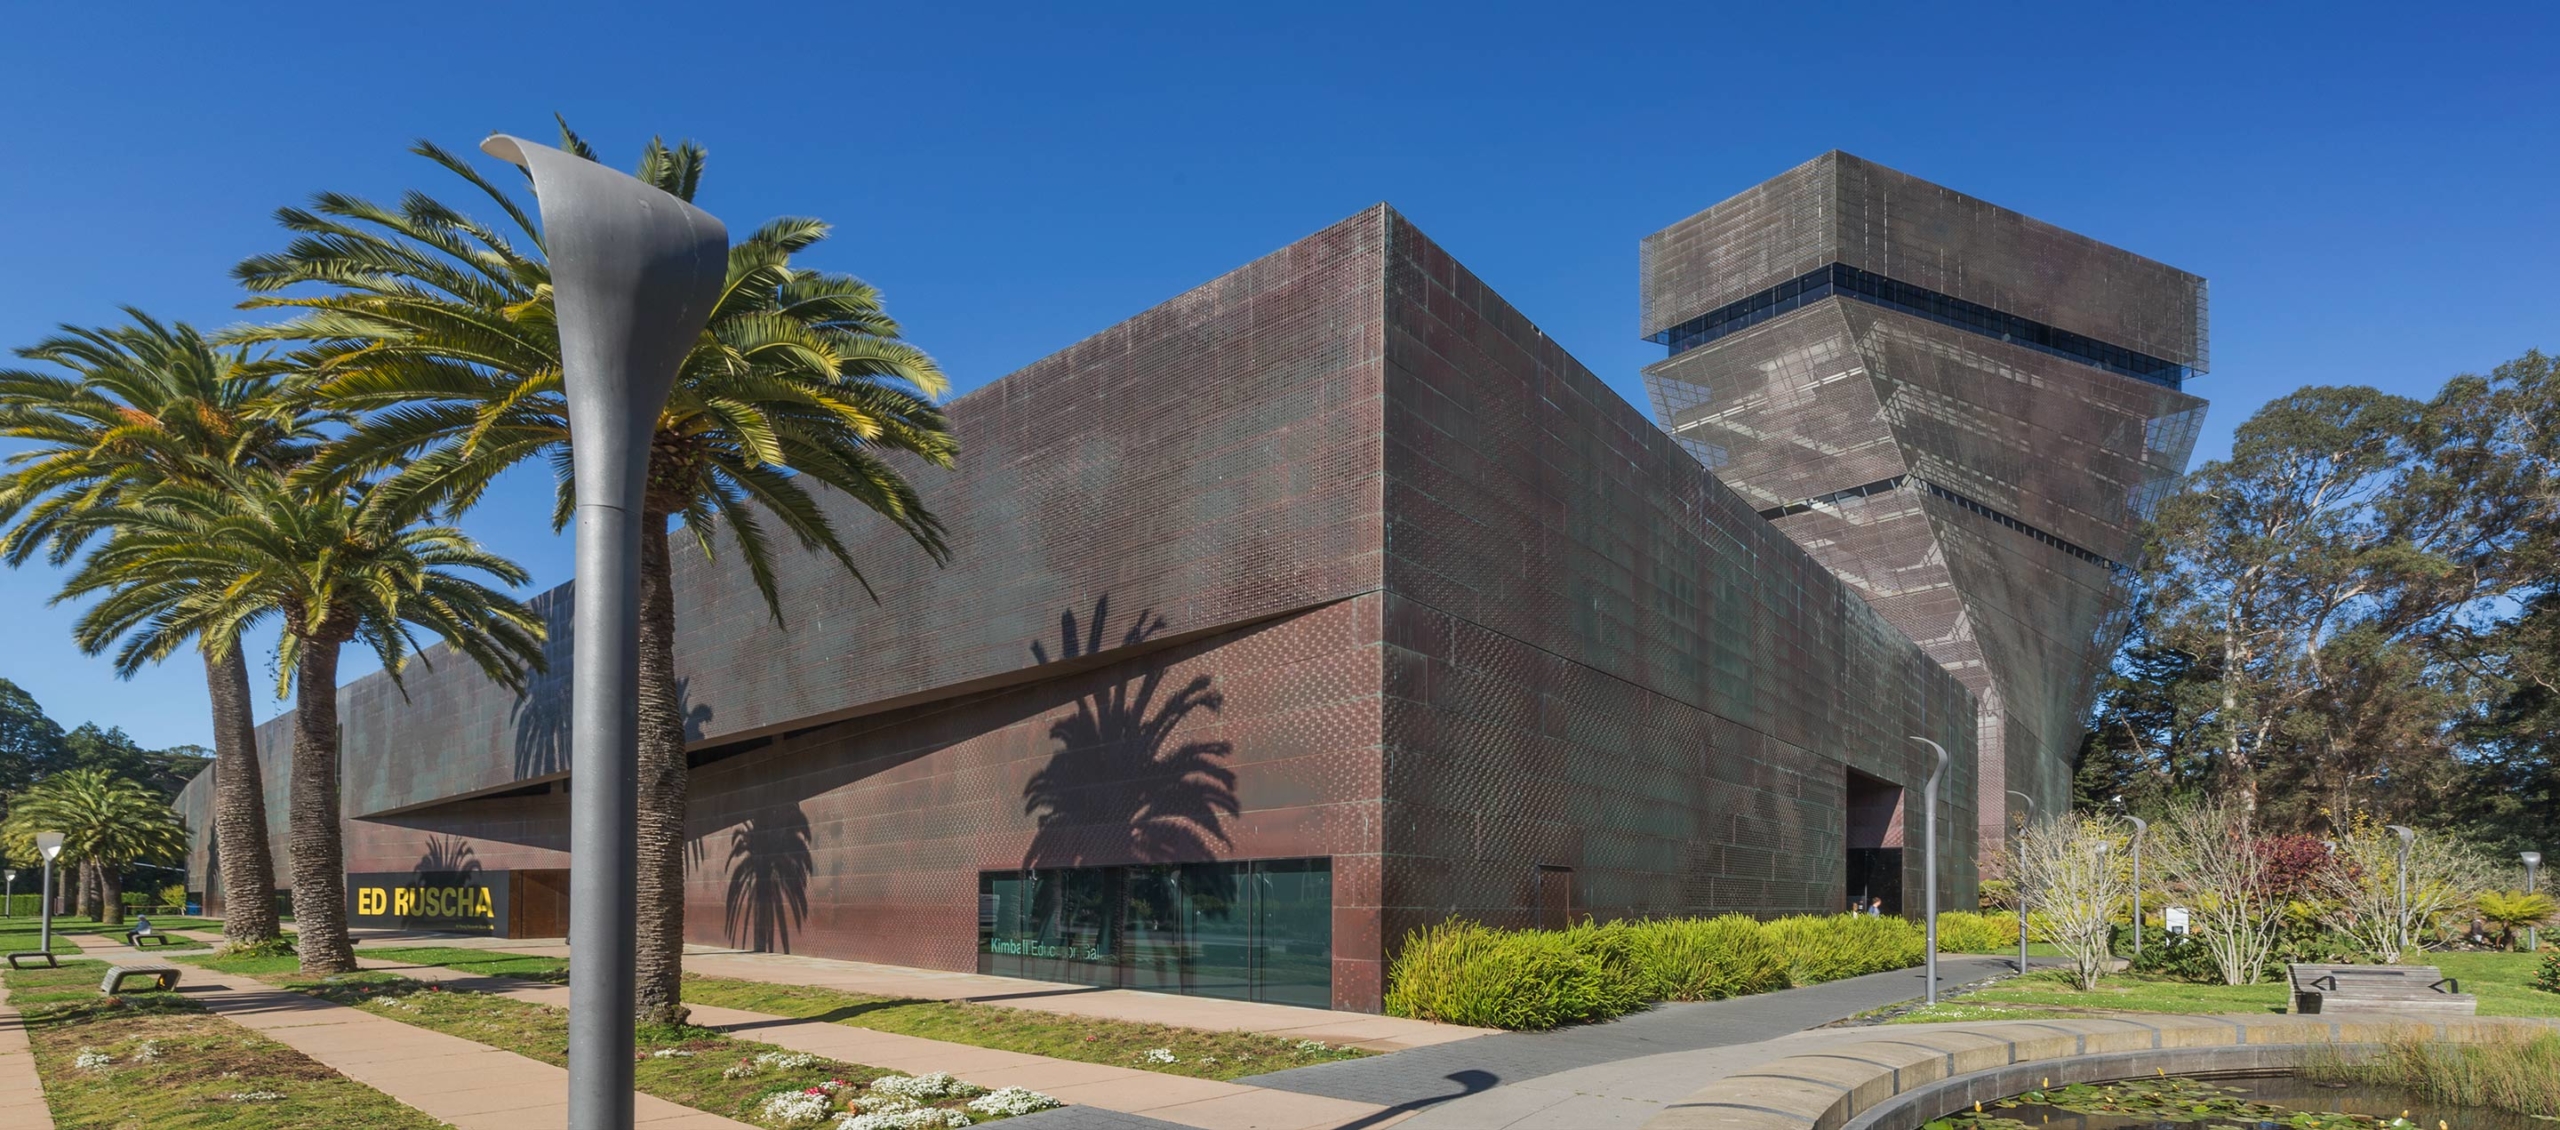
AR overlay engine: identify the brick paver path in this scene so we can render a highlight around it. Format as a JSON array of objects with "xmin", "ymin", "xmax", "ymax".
[
  {"xmin": 175, "ymin": 968, "xmax": 750, "ymax": 1129},
  {"xmin": 346, "ymin": 929, "xmax": 1480, "ymax": 1054},
  {"xmin": 0, "ymin": 977, "xmax": 53, "ymax": 1130}
]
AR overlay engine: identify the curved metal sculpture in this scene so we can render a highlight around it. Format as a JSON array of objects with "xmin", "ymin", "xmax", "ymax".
[{"xmin": 482, "ymin": 133, "xmax": 727, "ymax": 1130}]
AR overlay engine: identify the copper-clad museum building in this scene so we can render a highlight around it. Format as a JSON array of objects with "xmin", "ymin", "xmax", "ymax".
[{"xmin": 180, "ymin": 154, "xmax": 2203, "ymax": 1013}]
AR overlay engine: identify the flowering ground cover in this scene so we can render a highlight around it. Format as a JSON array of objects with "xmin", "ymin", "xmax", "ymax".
[
  {"xmin": 678, "ymin": 974, "xmax": 1372, "ymax": 1081},
  {"xmin": 1883, "ymin": 953, "xmax": 2559, "ymax": 1025},
  {"xmin": 2, "ymin": 959, "xmax": 451, "ymax": 1129}
]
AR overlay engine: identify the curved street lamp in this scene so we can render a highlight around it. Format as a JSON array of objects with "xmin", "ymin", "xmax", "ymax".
[
  {"xmin": 36, "ymin": 831, "xmax": 65, "ymax": 956},
  {"xmin": 1912, "ymin": 736, "xmax": 1951, "ymax": 1004},
  {"xmin": 2119, "ymin": 811, "xmax": 2147, "ymax": 961},
  {"xmin": 480, "ymin": 133, "xmax": 727, "ymax": 1130},
  {"xmin": 4, "ymin": 869, "xmax": 14, "ymax": 918},
  {"xmin": 2005, "ymin": 789, "xmax": 2033, "ymax": 974},
  {"xmin": 2524, "ymin": 851, "xmax": 2543, "ymax": 953}
]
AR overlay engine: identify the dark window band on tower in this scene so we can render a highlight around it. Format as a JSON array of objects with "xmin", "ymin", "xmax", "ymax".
[
  {"xmin": 1649, "ymin": 263, "xmax": 2194, "ymax": 390},
  {"xmin": 1753, "ymin": 473, "xmax": 2130, "ymax": 575}
]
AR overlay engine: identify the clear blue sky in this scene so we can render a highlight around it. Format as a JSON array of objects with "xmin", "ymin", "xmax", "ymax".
[{"xmin": 2, "ymin": 2, "xmax": 2552, "ymax": 749}]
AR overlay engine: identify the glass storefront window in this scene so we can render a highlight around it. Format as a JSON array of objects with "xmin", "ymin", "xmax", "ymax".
[{"xmin": 979, "ymin": 858, "xmax": 1330, "ymax": 1007}]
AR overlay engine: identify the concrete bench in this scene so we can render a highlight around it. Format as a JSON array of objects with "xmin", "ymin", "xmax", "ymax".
[
  {"xmin": 127, "ymin": 931, "xmax": 176, "ymax": 947},
  {"xmin": 2288, "ymin": 962, "xmax": 2476, "ymax": 1015},
  {"xmin": 101, "ymin": 963, "xmax": 182, "ymax": 994},
  {"xmin": 5, "ymin": 951, "xmax": 59, "ymax": 970}
]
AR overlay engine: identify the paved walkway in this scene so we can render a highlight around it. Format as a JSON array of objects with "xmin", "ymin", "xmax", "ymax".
[
  {"xmin": 175, "ymin": 969, "xmax": 751, "ymax": 1129},
  {"xmin": 347, "ymin": 929, "xmax": 1479, "ymax": 1054},
  {"xmin": 0, "ymin": 977, "xmax": 52, "ymax": 1130},
  {"xmin": 1237, "ymin": 956, "xmax": 2024, "ymax": 1129}
]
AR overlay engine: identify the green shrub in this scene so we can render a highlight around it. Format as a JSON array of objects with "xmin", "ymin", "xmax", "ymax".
[
  {"xmin": 1933, "ymin": 911, "xmax": 2019, "ymax": 953},
  {"xmin": 2534, "ymin": 951, "xmax": 2560, "ymax": 995},
  {"xmin": 1623, "ymin": 915, "xmax": 1789, "ymax": 1001},
  {"xmin": 1383, "ymin": 919, "xmax": 1646, "ymax": 1030},
  {"xmin": 1765, "ymin": 913, "xmax": 1925, "ymax": 984}
]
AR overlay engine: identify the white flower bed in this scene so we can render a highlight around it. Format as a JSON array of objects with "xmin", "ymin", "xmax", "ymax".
[
  {"xmin": 965, "ymin": 1087, "xmax": 1063, "ymax": 1116},
  {"xmin": 868, "ymin": 1072, "xmax": 982, "ymax": 1102},
  {"xmin": 650, "ymin": 1048, "xmax": 695, "ymax": 1058},
  {"xmin": 757, "ymin": 1088, "xmax": 837, "ymax": 1128},
  {"xmin": 834, "ymin": 1107, "xmax": 971, "ymax": 1130},
  {"xmin": 1293, "ymin": 1039, "xmax": 1331, "ymax": 1054},
  {"xmin": 227, "ymin": 1091, "xmax": 287, "ymax": 1102},
  {"xmin": 1140, "ymin": 1047, "xmax": 1176, "ymax": 1065},
  {"xmin": 132, "ymin": 1040, "xmax": 163, "ymax": 1062},
  {"xmin": 74, "ymin": 1047, "xmax": 113, "ymax": 1070}
]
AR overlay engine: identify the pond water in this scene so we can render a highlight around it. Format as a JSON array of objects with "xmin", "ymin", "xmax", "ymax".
[{"xmin": 1940, "ymin": 1073, "xmax": 2543, "ymax": 1129}]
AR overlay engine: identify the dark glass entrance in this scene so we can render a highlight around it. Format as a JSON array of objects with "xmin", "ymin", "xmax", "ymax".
[
  {"xmin": 979, "ymin": 857, "xmax": 1332, "ymax": 1008},
  {"xmin": 1845, "ymin": 768, "xmax": 1906, "ymax": 914}
]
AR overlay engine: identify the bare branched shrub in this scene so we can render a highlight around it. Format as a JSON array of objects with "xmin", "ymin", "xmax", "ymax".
[
  {"xmin": 2152, "ymin": 801, "xmax": 2287, "ymax": 984},
  {"xmin": 2014, "ymin": 814, "xmax": 2130, "ymax": 990},
  {"xmin": 2317, "ymin": 818, "xmax": 2492, "ymax": 963}
]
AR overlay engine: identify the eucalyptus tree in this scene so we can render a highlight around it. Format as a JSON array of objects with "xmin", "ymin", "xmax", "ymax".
[
  {"xmin": 229, "ymin": 124, "xmax": 956, "ymax": 1020},
  {"xmin": 61, "ymin": 472, "xmax": 546, "ymax": 972},
  {"xmin": 0, "ymin": 767, "xmax": 188, "ymax": 926},
  {"xmin": 0, "ymin": 313, "xmax": 333, "ymax": 946}
]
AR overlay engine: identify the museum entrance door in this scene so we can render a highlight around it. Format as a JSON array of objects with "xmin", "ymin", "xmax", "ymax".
[
  {"xmin": 1845, "ymin": 768, "xmax": 1905, "ymax": 914},
  {"xmin": 511, "ymin": 869, "xmax": 570, "ymax": 938}
]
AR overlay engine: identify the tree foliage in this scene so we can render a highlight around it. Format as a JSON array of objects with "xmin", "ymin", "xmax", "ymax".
[{"xmin": 2086, "ymin": 351, "xmax": 2560, "ymax": 846}]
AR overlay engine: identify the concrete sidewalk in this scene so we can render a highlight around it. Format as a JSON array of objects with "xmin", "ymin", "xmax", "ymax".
[
  {"xmin": 347, "ymin": 928, "xmax": 1482, "ymax": 1054},
  {"xmin": 1240, "ymin": 956, "xmax": 2027, "ymax": 1129},
  {"xmin": 0, "ymin": 978, "xmax": 52, "ymax": 1130},
  {"xmin": 337, "ymin": 946, "xmax": 1398, "ymax": 1130},
  {"xmin": 176, "ymin": 969, "xmax": 750, "ymax": 1129}
]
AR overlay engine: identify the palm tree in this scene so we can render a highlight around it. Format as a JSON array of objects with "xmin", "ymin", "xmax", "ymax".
[
  {"xmin": 0, "ymin": 313, "xmax": 332, "ymax": 946},
  {"xmin": 0, "ymin": 767, "xmax": 189, "ymax": 927},
  {"xmin": 59, "ymin": 471, "xmax": 545, "ymax": 972},
  {"xmin": 2477, "ymin": 890, "xmax": 2558, "ymax": 951},
  {"xmin": 231, "ymin": 123, "xmax": 956, "ymax": 1019}
]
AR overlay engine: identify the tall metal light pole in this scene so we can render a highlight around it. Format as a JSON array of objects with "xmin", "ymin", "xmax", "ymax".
[
  {"xmin": 480, "ymin": 133, "xmax": 726, "ymax": 1130},
  {"xmin": 2120, "ymin": 813, "xmax": 2146, "ymax": 961},
  {"xmin": 35, "ymin": 832, "xmax": 64, "ymax": 955},
  {"xmin": 2005, "ymin": 789, "xmax": 2033, "ymax": 974},
  {"xmin": 1913, "ymin": 736, "xmax": 1951, "ymax": 1004},
  {"xmin": 2524, "ymin": 852, "xmax": 2543, "ymax": 953},
  {"xmin": 4, "ymin": 869, "xmax": 14, "ymax": 918},
  {"xmin": 2386, "ymin": 824, "xmax": 2417, "ymax": 960}
]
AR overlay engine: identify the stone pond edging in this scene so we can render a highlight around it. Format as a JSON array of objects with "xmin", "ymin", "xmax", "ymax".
[{"xmin": 1642, "ymin": 1014, "xmax": 2560, "ymax": 1130}]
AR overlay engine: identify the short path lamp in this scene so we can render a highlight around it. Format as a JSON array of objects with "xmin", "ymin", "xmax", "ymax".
[
  {"xmin": 2005, "ymin": 789, "xmax": 2034, "ymax": 974},
  {"xmin": 1912, "ymin": 736, "xmax": 1951, "ymax": 1005},
  {"xmin": 479, "ymin": 133, "xmax": 726, "ymax": 1130},
  {"xmin": 2524, "ymin": 852, "xmax": 2543, "ymax": 953},
  {"xmin": 36, "ymin": 832, "xmax": 65, "ymax": 954},
  {"xmin": 2386, "ymin": 824, "xmax": 2417, "ymax": 960}
]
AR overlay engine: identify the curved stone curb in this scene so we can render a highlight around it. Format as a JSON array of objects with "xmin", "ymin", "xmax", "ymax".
[{"xmin": 1643, "ymin": 1014, "xmax": 2560, "ymax": 1129}]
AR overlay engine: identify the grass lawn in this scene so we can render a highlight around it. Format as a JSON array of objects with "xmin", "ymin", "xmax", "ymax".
[
  {"xmin": 261, "ymin": 971, "xmax": 1021, "ymax": 1124},
  {"xmin": 1887, "ymin": 951, "xmax": 2560, "ymax": 1025},
  {"xmin": 3, "ymin": 960, "xmax": 451, "ymax": 1129},
  {"xmin": 358, "ymin": 945, "xmax": 568, "ymax": 983},
  {"xmin": 0, "ymin": 925, "xmax": 81, "ymax": 955},
  {"xmin": 680, "ymin": 974, "xmax": 1371, "ymax": 1081}
]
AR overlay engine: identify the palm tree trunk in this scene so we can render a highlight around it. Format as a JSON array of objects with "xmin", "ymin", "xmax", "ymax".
[
  {"xmin": 77, "ymin": 859, "xmax": 100, "ymax": 920},
  {"xmin": 101, "ymin": 864, "xmax": 124, "ymax": 927},
  {"xmin": 289, "ymin": 637, "xmax": 356, "ymax": 974},
  {"xmin": 207, "ymin": 645, "xmax": 283, "ymax": 945},
  {"xmin": 633, "ymin": 508, "xmax": 692, "ymax": 1025}
]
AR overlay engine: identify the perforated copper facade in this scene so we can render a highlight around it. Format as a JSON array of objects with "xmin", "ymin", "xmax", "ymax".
[
  {"xmin": 1640, "ymin": 153, "xmax": 2209, "ymax": 850},
  {"xmin": 180, "ymin": 205, "xmax": 1977, "ymax": 1012}
]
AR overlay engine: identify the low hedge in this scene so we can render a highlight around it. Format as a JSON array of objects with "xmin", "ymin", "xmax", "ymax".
[
  {"xmin": 1934, "ymin": 910, "xmax": 2022, "ymax": 953},
  {"xmin": 1386, "ymin": 912, "xmax": 1913, "ymax": 1030}
]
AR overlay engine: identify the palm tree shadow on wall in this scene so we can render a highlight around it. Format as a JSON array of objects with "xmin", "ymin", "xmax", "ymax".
[
  {"xmin": 414, "ymin": 835, "xmax": 480, "ymax": 878},
  {"xmin": 1020, "ymin": 597, "xmax": 1240, "ymax": 870},
  {"xmin": 724, "ymin": 803, "xmax": 812, "ymax": 953}
]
